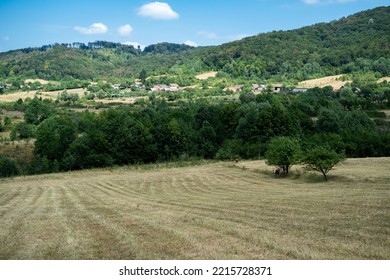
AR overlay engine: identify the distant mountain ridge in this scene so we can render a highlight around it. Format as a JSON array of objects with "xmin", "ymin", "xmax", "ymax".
[{"xmin": 0, "ymin": 6, "xmax": 389, "ymax": 82}]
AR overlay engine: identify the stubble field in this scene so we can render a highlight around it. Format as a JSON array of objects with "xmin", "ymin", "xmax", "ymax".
[{"xmin": 0, "ymin": 158, "xmax": 389, "ymax": 260}]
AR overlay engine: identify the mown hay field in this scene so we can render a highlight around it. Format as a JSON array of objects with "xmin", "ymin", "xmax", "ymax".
[
  {"xmin": 297, "ymin": 75, "xmax": 351, "ymax": 89},
  {"xmin": 0, "ymin": 158, "xmax": 389, "ymax": 260}
]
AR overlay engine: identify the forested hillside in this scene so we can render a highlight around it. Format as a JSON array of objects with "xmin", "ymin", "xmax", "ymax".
[
  {"xmin": 0, "ymin": 6, "xmax": 389, "ymax": 82},
  {"xmin": 0, "ymin": 42, "xmax": 194, "ymax": 80},
  {"xmin": 202, "ymin": 6, "xmax": 390, "ymax": 81}
]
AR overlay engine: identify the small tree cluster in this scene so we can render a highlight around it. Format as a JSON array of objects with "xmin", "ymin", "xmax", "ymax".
[{"xmin": 265, "ymin": 136, "xmax": 345, "ymax": 180}]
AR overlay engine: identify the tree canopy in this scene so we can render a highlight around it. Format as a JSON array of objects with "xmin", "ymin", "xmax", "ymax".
[
  {"xmin": 265, "ymin": 137, "xmax": 301, "ymax": 175},
  {"xmin": 301, "ymin": 147, "xmax": 345, "ymax": 180}
]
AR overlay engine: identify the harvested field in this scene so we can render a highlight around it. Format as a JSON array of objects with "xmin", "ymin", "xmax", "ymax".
[
  {"xmin": 24, "ymin": 79, "xmax": 51, "ymax": 85},
  {"xmin": 0, "ymin": 88, "xmax": 87, "ymax": 103},
  {"xmin": 195, "ymin": 71, "xmax": 218, "ymax": 80},
  {"xmin": 377, "ymin": 77, "xmax": 390, "ymax": 83},
  {"xmin": 0, "ymin": 158, "xmax": 389, "ymax": 260},
  {"xmin": 298, "ymin": 75, "xmax": 352, "ymax": 90},
  {"xmin": 0, "ymin": 89, "xmax": 144, "ymax": 105}
]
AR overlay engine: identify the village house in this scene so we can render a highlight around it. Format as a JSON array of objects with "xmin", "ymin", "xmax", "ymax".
[
  {"xmin": 252, "ymin": 84, "xmax": 266, "ymax": 92},
  {"xmin": 151, "ymin": 83, "xmax": 187, "ymax": 92},
  {"xmin": 165, "ymin": 83, "xmax": 180, "ymax": 92},
  {"xmin": 272, "ymin": 83, "xmax": 283, "ymax": 92},
  {"xmin": 110, "ymin": 83, "xmax": 121, "ymax": 90},
  {"xmin": 151, "ymin": 84, "xmax": 169, "ymax": 91}
]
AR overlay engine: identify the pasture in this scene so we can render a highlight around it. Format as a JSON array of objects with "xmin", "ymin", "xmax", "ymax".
[{"xmin": 0, "ymin": 158, "xmax": 389, "ymax": 260}]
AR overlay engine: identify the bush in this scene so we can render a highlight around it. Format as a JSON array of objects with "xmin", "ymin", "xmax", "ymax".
[
  {"xmin": 28, "ymin": 156, "xmax": 59, "ymax": 175},
  {"xmin": 0, "ymin": 156, "xmax": 20, "ymax": 178},
  {"xmin": 216, "ymin": 139, "xmax": 243, "ymax": 160},
  {"xmin": 10, "ymin": 122, "xmax": 36, "ymax": 140}
]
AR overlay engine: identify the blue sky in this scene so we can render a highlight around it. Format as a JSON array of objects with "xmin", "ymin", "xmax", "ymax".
[{"xmin": 0, "ymin": 0, "xmax": 388, "ymax": 52}]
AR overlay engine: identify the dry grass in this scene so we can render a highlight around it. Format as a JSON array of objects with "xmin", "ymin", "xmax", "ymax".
[
  {"xmin": 0, "ymin": 88, "xmax": 146, "ymax": 105},
  {"xmin": 0, "ymin": 88, "xmax": 87, "ymax": 103},
  {"xmin": 377, "ymin": 77, "xmax": 390, "ymax": 83},
  {"xmin": 0, "ymin": 140, "xmax": 35, "ymax": 162},
  {"xmin": 0, "ymin": 158, "xmax": 389, "ymax": 260},
  {"xmin": 298, "ymin": 75, "xmax": 352, "ymax": 90},
  {"xmin": 195, "ymin": 71, "xmax": 218, "ymax": 80},
  {"xmin": 24, "ymin": 79, "xmax": 51, "ymax": 85},
  {"xmin": 380, "ymin": 109, "xmax": 390, "ymax": 118},
  {"xmin": 96, "ymin": 97, "xmax": 144, "ymax": 105}
]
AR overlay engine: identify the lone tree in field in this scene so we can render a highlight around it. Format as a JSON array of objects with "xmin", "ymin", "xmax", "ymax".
[
  {"xmin": 265, "ymin": 137, "xmax": 301, "ymax": 176},
  {"xmin": 301, "ymin": 146, "xmax": 345, "ymax": 181}
]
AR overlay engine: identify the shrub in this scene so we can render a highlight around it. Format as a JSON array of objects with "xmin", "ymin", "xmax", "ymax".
[{"xmin": 0, "ymin": 156, "xmax": 20, "ymax": 178}]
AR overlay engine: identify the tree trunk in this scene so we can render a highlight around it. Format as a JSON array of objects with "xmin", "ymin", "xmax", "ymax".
[{"xmin": 321, "ymin": 170, "xmax": 328, "ymax": 181}]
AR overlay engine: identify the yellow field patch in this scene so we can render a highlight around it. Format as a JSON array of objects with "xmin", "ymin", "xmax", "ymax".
[
  {"xmin": 377, "ymin": 77, "xmax": 390, "ymax": 83},
  {"xmin": 195, "ymin": 71, "xmax": 218, "ymax": 80},
  {"xmin": 298, "ymin": 75, "xmax": 352, "ymax": 90},
  {"xmin": 24, "ymin": 79, "xmax": 52, "ymax": 85},
  {"xmin": 0, "ymin": 88, "xmax": 88, "ymax": 103}
]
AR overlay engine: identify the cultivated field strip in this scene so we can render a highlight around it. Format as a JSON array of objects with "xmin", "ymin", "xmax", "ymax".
[{"xmin": 0, "ymin": 160, "xmax": 389, "ymax": 259}]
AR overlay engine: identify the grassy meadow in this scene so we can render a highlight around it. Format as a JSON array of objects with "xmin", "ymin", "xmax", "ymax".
[{"xmin": 0, "ymin": 158, "xmax": 389, "ymax": 260}]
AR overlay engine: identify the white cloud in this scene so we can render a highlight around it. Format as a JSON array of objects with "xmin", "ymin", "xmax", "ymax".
[
  {"xmin": 118, "ymin": 24, "xmax": 133, "ymax": 36},
  {"xmin": 197, "ymin": 31, "xmax": 218, "ymax": 40},
  {"xmin": 302, "ymin": 0, "xmax": 356, "ymax": 4},
  {"xmin": 183, "ymin": 40, "xmax": 198, "ymax": 47},
  {"xmin": 137, "ymin": 2, "xmax": 179, "ymax": 20},
  {"xmin": 123, "ymin": 41, "xmax": 146, "ymax": 51},
  {"xmin": 74, "ymin": 23, "xmax": 108, "ymax": 35}
]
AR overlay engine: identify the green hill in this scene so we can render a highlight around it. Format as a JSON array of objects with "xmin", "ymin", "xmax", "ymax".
[
  {"xmin": 201, "ymin": 6, "xmax": 390, "ymax": 81},
  {"xmin": 0, "ymin": 6, "xmax": 389, "ymax": 82}
]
